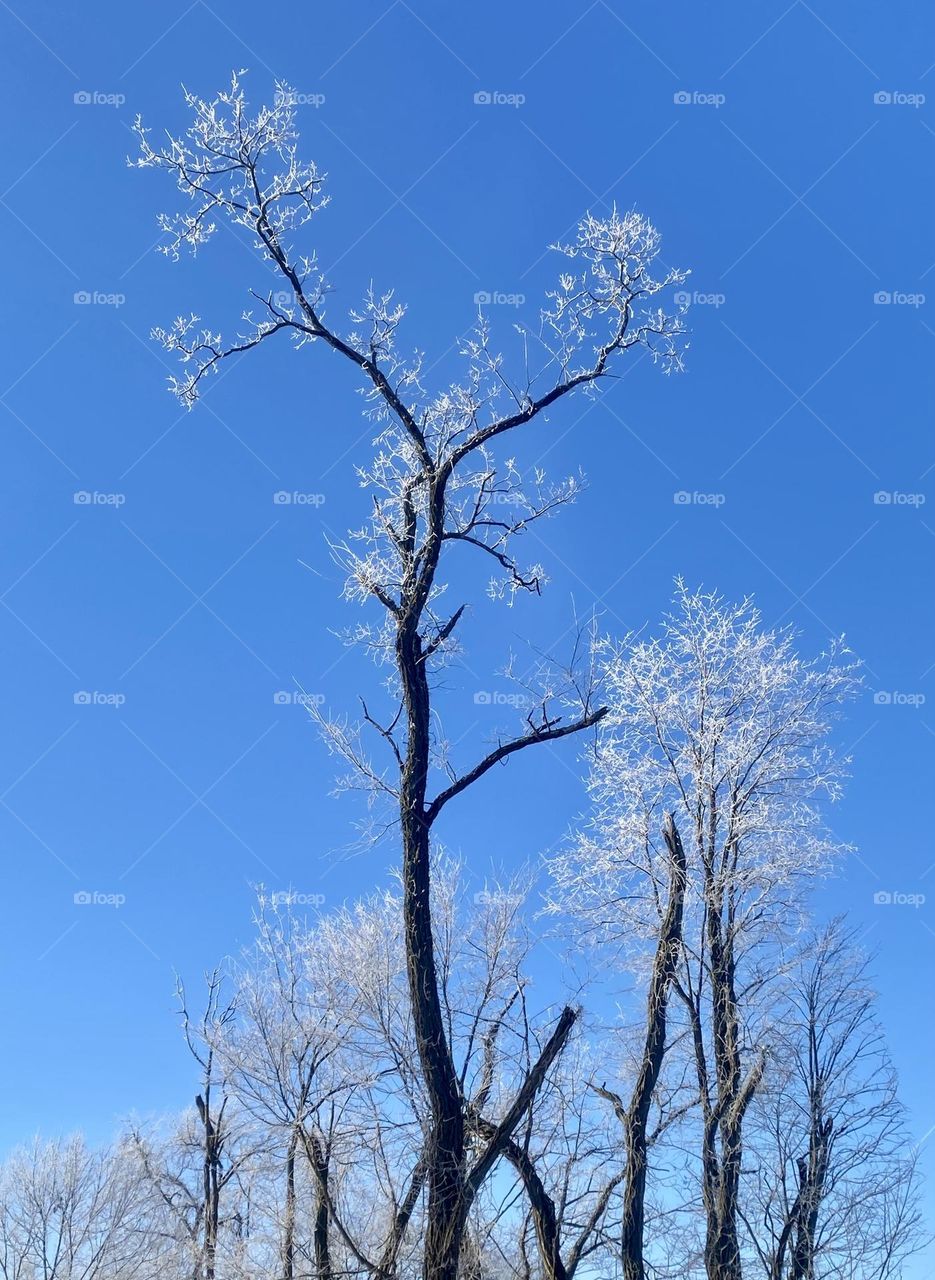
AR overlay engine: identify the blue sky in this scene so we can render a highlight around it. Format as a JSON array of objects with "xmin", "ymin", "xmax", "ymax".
[{"xmin": 0, "ymin": 0, "xmax": 932, "ymax": 1253}]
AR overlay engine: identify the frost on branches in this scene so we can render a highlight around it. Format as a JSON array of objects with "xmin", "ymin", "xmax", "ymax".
[
  {"xmin": 134, "ymin": 74, "xmax": 692, "ymax": 1280},
  {"xmin": 547, "ymin": 584, "xmax": 863, "ymax": 1280},
  {"xmin": 549, "ymin": 582, "xmax": 862, "ymax": 949},
  {"xmin": 133, "ymin": 73, "xmax": 687, "ymax": 628},
  {"xmin": 133, "ymin": 73, "xmax": 690, "ymax": 823}
]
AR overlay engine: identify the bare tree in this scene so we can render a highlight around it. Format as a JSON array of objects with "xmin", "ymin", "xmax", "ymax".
[
  {"xmin": 134, "ymin": 74, "xmax": 688, "ymax": 1280},
  {"xmin": 0, "ymin": 1135, "xmax": 151, "ymax": 1280},
  {"xmin": 741, "ymin": 920, "xmax": 925, "ymax": 1280},
  {"xmin": 549, "ymin": 585, "xmax": 861, "ymax": 1280},
  {"xmin": 180, "ymin": 972, "xmax": 239, "ymax": 1280},
  {"xmin": 213, "ymin": 896, "xmax": 359, "ymax": 1280},
  {"xmin": 127, "ymin": 973, "xmax": 264, "ymax": 1280}
]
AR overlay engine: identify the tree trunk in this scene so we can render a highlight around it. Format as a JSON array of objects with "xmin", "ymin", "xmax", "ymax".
[
  {"xmin": 397, "ymin": 604, "xmax": 466, "ymax": 1280},
  {"xmin": 789, "ymin": 1117, "xmax": 832, "ymax": 1280},
  {"xmin": 691, "ymin": 831, "xmax": 763, "ymax": 1280},
  {"xmin": 282, "ymin": 1129, "xmax": 297, "ymax": 1280},
  {"xmin": 703, "ymin": 909, "xmax": 743, "ymax": 1280},
  {"xmin": 196, "ymin": 1093, "xmax": 220, "ymax": 1280},
  {"xmin": 304, "ymin": 1130, "xmax": 332, "ymax": 1280},
  {"xmin": 620, "ymin": 813, "xmax": 686, "ymax": 1280}
]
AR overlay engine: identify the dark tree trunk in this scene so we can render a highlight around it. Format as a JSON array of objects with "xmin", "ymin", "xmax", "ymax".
[
  {"xmin": 282, "ymin": 1129, "xmax": 297, "ymax": 1280},
  {"xmin": 397, "ymin": 594, "xmax": 466, "ymax": 1280},
  {"xmin": 702, "ymin": 905, "xmax": 744, "ymax": 1280},
  {"xmin": 303, "ymin": 1129, "xmax": 333, "ymax": 1280},
  {"xmin": 788, "ymin": 1116, "xmax": 832, "ymax": 1280},
  {"xmin": 196, "ymin": 1092, "xmax": 221, "ymax": 1280},
  {"xmin": 674, "ymin": 816, "xmax": 765, "ymax": 1280},
  {"xmin": 618, "ymin": 813, "xmax": 687, "ymax": 1280}
]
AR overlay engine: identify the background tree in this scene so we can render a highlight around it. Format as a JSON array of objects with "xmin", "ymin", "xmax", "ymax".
[
  {"xmin": 213, "ymin": 897, "xmax": 359, "ymax": 1280},
  {"xmin": 128, "ymin": 973, "xmax": 264, "ymax": 1280},
  {"xmin": 0, "ymin": 1136, "xmax": 150, "ymax": 1280},
  {"xmin": 549, "ymin": 584, "xmax": 861, "ymax": 1280},
  {"xmin": 740, "ymin": 919, "xmax": 924, "ymax": 1280}
]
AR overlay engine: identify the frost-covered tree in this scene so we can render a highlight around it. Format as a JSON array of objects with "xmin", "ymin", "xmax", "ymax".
[
  {"xmin": 134, "ymin": 74, "xmax": 688, "ymax": 1280},
  {"xmin": 549, "ymin": 585, "xmax": 861, "ymax": 1280},
  {"xmin": 740, "ymin": 920, "xmax": 924, "ymax": 1280},
  {"xmin": 210, "ymin": 902, "xmax": 357, "ymax": 1280},
  {"xmin": 0, "ymin": 1136, "xmax": 153, "ymax": 1280},
  {"xmin": 126, "ymin": 972, "xmax": 268, "ymax": 1280}
]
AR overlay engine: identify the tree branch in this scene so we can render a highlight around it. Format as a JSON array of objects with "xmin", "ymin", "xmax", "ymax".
[{"xmin": 426, "ymin": 706, "xmax": 607, "ymax": 824}]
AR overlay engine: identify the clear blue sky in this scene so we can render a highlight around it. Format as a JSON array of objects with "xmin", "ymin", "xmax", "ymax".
[{"xmin": 0, "ymin": 0, "xmax": 932, "ymax": 1255}]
